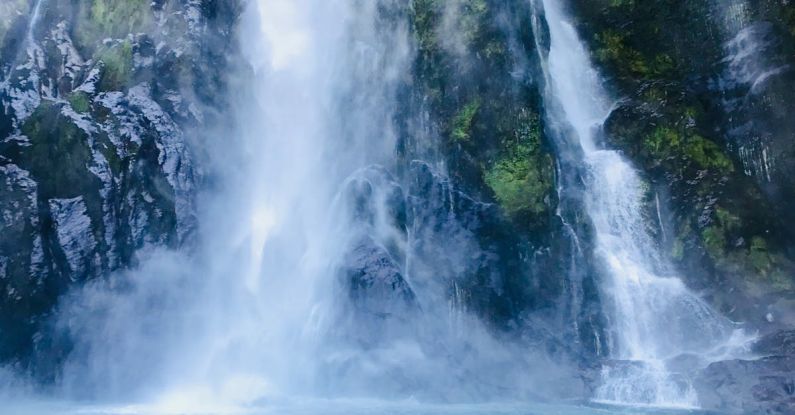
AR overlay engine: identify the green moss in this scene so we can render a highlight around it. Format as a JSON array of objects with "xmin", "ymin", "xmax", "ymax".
[
  {"xmin": 700, "ymin": 207, "xmax": 740, "ymax": 261},
  {"xmin": 20, "ymin": 102, "xmax": 101, "ymax": 202},
  {"xmin": 650, "ymin": 54, "xmax": 675, "ymax": 76},
  {"xmin": 701, "ymin": 226, "xmax": 726, "ymax": 260},
  {"xmin": 715, "ymin": 207, "xmax": 740, "ymax": 231},
  {"xmin": 596, "ymin": 30, "xmax": 648, "ymax": 76},
  {"xmin": 595, "ymin": 30, "xmax": 677, "ymax": 80},
  {"xmin": 684, "ymin": 135, "xmax": 734, "ymax": 172},
  {"xmin": 748, "ymin": 237, "xmax": 772, "ymax": 273},
  {"xmin": 68, "ymin": 92, "xmax": 91, "ymax": 113},
  {"xmin": 729, "ymin": 236, "xmax": 793, "ymax": 291},
  {"xmin": 485, "ymin": 111, "xmax": 552, "ymax": 218},
  {"xmin": 413, "ymin": 0, "xmax": 492, "ymax": 55},
  {"xmin": 643, "ymin": 126, "xmax": 681, "ymax": 158},
  {"xmin": 412, "ymin": 0, "xmax": 440, "ymax": 51},
  {"xmin": 671, "ymin": 223, "xmax": 694, "ymax": 261},
  {"xmin": 642, "ymin": 126, "xmax": 733, "ymax": 173},
  {"xmin": 76, "ymin": 0, "xmax": 153, "ymax": 47},
  {"xmin": 458, "ymin": 0, "xmax": 488, "ymax": 47},
  {"xmin": 486, "ymin": 157, "xmax": 551, "ymax": 217},
  {"xmin": 96, "ymin": 40, "xmax": 133, "ymax": 91},
  {"xmin": 451, "ymin": 98, "xmax": 481, "ymax": 142},
  {"xmin": 609, "ymin": 0, "xmax": 635, "ymax": 8},
  {"xmin": 482, "ymin": 40, "xmax": 506, "ymax": 59}
]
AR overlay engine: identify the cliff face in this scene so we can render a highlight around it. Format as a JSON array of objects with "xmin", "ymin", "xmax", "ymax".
[
  {"xmin": 569, "ymin": 0, "xmax": 795, "ymax": 331},
  {"xmin": 0, "ymin": 0, "xmax": 793, "ymax": 411},
  {"xmin": 0, "ymin": 0, "xmax": 241, "ymax": 365},
  {"xmin": 399, "ymin": 0, "xmax": 607, "ymax": 359}
]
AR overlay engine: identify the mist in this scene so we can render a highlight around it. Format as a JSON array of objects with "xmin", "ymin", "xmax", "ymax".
[
  {"xmin": 0, "ymin": 0, "xmax": 583, "ymax": 408},
  {"xmin": 1, "ymin": 0, "xmax": 793, "ymax": 413}
]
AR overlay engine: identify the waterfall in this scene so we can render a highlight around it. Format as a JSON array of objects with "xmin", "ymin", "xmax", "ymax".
[
  {"xmin": 50, "ymin": 0, "xmax": 410, "ymax": 404},
  {"xmin": 47, "ymin": 0, "xmax": 562, "ymax": 406},
  {"xmin": 536, "ymin": 0, "xmax": 749, "ymax": 408},
  {"xmin": 27, "ymin": 0, "xmax": 46, "ymax": 42}
]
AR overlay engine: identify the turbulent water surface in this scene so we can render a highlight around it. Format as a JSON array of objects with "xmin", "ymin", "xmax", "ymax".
[{"xmin": 3, "ymin": 399, "xmax": 719, "ymax": 415}]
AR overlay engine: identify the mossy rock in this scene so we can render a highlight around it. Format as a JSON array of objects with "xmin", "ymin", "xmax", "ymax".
[
  {"xmin": 20, "ymin": 101, "xmax": 102, "ymax": 209},
  {"xmin": 484, "ymin": 110, "xmax": 553, "ymax": 221},
  {"xmin": 96, "ymin": 40, "xmax": 133, "ymax": 91},
  {"xmin": 450, "ymin": 98, "xmax": 480, "ymax": 142},
  {"xmin": 643, "ymin": 126, "xmax": 734, "ymax": 173},
  {"xmin": 75, "ymin": 0, "xmax": 153, "ymax": 49},
  {"xmin": 68, "ymin": 91, "xmax": 91, "ymax": 113},
  {"xmin": 455, "ymin": 0, "xmax": 490, "ymax": 49}
]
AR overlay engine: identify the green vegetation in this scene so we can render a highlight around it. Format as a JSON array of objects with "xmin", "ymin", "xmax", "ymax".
[
  {"xmin": 96, "ymin": 40, "xmax": 134, "ymax": 91},
  {"xmin": 701, "ymin": 226, "xmax": 727, "ymax": 260},
  {"xmin": 595, "ymin": 30, "xmax": 674, "ymax": 79},
  {"xmin": 451, "ymin": 99, "xmax": 481, "ymax": 142},
  {"xmin": 700, "ymin": 207, "xmax": 740, "ymax": 260},
  {"xmin": 76, "ymin": 0, "xmax": 153, "ymax": 47},
  {"xmin": 748, "ymin": 237, "xmax": 772, "ymax": 274},
  {"xmin": 410, "ymin": 0, "xmax": 553, "ymax": 226},
  {"xmin": 20, "ymin": 102, "xmax": 100, "ymax": 201},
  {"xmin": 457, "ymin": 0, "xmax": 489, "ymax": 48},
  {"xmin": 608, "ymin": 0, "xmax": 635, "ymax": 8},
  {"xmin": 671, "ymin": 237, "xmax": 685, "ymax": 260},
  {"xmin": 412, "ymin": 0, "xmax": 439, "ymax": 51},
  {"xmin": 485, "ymin": 111, "xmax": 552, "ymax": 218},
  {"xmin": 412, "ymin": 0, "xmax": 501, "ymax": 60},
  {"xmin": 68, "ymin": 92, "xmax": 91, "ymax": 113},
  {"xmin": 744, "ymin": 237, "xmax": 792, "ymax": 290},
  {"xmin": 643, "ymin": 126, "xmax": 733, "ymax": 173},
  {"xmin": 685, "ymin": 135, "xmax": 733, "ymax": 171}
]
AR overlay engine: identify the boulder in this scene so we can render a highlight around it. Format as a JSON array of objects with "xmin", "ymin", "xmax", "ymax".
[
  {"xmin": 343, "ymin": 236, "xmax": 417, "ymax": 320},
  {"xmin": 695, "ymin": 356, "xmax": 795, "ymax": 414}
]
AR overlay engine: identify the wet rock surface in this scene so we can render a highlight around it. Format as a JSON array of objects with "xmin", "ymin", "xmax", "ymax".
[
  {"xmin": 695, "ymin": 356, "xmax": 795, "ymax": 414},
  {"xmin": 0, "ymin": 0, "xmax": 241, "ymax": 367},
  {"xmin": 0, "ymin": 0, "xmax": 793, "ymax": 410}
]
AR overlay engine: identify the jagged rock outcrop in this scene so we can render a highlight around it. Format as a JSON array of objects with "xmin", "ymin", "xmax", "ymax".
[
  {"xmin": 696, "ymin": 355, "xmax": 795, "ymax": 414},
  {"xmin": 0, "ymin": 0, "xmax": 241, "ymax": 366},
  {"xmin": 402, "ymin": 0, "xmax": 606, "ymax": 360}
]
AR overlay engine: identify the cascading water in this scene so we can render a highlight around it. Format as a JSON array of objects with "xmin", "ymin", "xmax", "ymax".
[
  {"xmin": 44, "ymin": 0, "xmax": 560, "ymax": 407},
  {"xmin": 536, "ymin": 0, "xmax": 749, "ymax": 408},
  {"xmin": 1, "ymin": 0, "xmax": 776, "ymax": 413},
  {"xmin": 51, "ymin": 0, "xmax": 410, "ymax": 405},
  {"xmin": 27, "ymin": 0, "xmax": 45, "ymax": 42}
]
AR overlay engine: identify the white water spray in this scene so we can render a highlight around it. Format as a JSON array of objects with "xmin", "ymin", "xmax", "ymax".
[
  {"xmin": 53, "ymin": 0, "xmax": 409, "ymax": 405},
  {"xmin": 48, "ymin": 0, "xmax": 568, "ymax": 407},
  {"xmin": 538, "ymin": 0, "xmax": 749, "ymax": 408}
]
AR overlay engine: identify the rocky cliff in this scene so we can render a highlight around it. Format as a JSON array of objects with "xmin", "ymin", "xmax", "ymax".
[
  {"xmin": 0, "ymin": 0, "xmax": 241, "ymax": 368},
  {"xmin": 0, "ymin": 0, "xmax": 793, "ymax": 412}
]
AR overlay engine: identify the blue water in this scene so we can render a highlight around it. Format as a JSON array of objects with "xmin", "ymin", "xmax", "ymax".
[{"xmin": 0, "ymin": 399, "xmax": 718, "ymax": 415}]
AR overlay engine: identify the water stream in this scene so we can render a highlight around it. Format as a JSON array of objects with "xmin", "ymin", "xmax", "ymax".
[
  {"xmin": 536, "ymin": 0, "xmax": 750, "ymax": 408},
  {"xmin": 0, "ymin": 0, "xmax": 764, "ymax": 412}
]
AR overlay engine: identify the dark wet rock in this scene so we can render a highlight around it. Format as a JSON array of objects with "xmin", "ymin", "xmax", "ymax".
[
  {"xmin": 341, "ymin": 165, "xmax": 407, "ymax": 233},
  {"xmin": 571, "ymin": 0, "xmax": 795, "ymax": 335},
  {"xmin": 695, "ymin": 356, "xmax": 795, "ymax": 414},
  {"xmin": 405, "ymin": 160, "xmax": 531, "ymax": 325},
  {"xmin": 754, "ymin": 330, "xmax": 795, "ymax": 357},
  {"xmin": 343, "ymin": 236, "xmax": 417, "ymax": 319},
  {"xmin": 0, "ymin": 0, "xmax": 242, "ymax": 369},
  {"xmin": 666, "ymin": 353, "xmax": 710, "ymax": 377}
]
